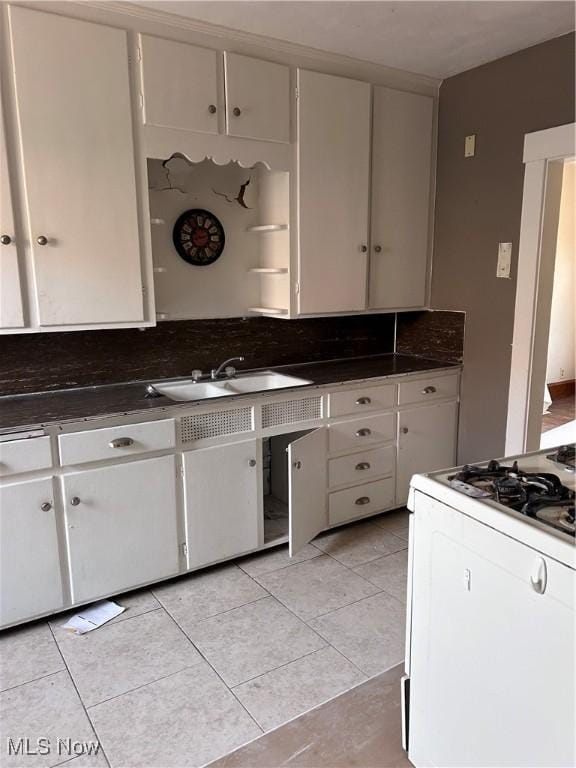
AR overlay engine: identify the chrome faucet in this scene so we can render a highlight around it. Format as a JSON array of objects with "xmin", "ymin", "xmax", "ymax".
[{"xmin": 211, "ymin": 356, "xmax": 245, "ymax": 380}]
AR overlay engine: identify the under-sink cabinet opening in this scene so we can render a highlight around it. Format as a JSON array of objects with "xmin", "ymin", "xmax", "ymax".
[{"xmin": 262, "ymin": 429, "xmax": 314, "ymax": 544}]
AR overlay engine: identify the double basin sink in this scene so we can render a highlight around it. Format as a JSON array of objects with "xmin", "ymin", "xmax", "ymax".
[{"xmin": 151, "ymin": 371, "xmax": 312, "ymax": 402}]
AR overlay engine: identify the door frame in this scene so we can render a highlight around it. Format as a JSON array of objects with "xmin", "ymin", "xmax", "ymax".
[{"xmin": 505, "ymin": 123, "xmax": 575, "ymax": 455}]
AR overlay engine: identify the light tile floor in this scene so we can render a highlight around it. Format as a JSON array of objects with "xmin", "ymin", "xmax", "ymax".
[{"xmin": 0, "ymin": 509, "xmax": 409, "ymax": 768}]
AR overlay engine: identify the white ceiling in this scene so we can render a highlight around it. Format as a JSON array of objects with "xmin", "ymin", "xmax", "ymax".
[{"xmin": 131, "ymin": 1, "xmax": 575, "ymax": 79}]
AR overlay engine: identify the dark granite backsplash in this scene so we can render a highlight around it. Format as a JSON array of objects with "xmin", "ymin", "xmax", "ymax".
[
  {"xmin": 0, "ymin": 315, "xmax": 395, "ymax": 395},
  {"xmin": 0, "ymin": 311, "xmax": 464, "ymax": 396},
  {"xmin": 396, "ymin": 310, "xmax": 465, "ymax": 364}
]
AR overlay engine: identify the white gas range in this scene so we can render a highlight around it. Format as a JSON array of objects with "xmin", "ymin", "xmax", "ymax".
[{"xmin": 402, "ymin": 445, "xmax": 575, "ymax": 768}]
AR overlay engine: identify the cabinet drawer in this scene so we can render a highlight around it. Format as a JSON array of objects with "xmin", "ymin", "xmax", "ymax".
[
  {"xmin": 59, "ymin": 419, "xmax": 176, "ymax": 465},
  {"xmin": 0, "ymin": 436, "xmax": 52, "ymax": 477},
  {"xmin": 329, "ymin": 413, "xmax": 395, "ymax": 454},
  {"xmin": 398, "ymin": 373, "xmax": 459, "ymax": 406},
  {"xmin": 329, "ymin": 383, "xmax": 396, "ymax": 418},
  {"xmin": 329, "ymin": 478, "xmax": 395, "ymax": 526},
  {"xmin": 328, "ymin": 445, "xmax": 395, "ymax": 489}
]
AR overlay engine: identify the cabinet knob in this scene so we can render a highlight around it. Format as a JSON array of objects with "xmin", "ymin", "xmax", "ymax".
[
  {"xmin": 293, "ymin": 460, "xmax": 302, "ymax": 470},
  {"xmin": 36, "ymin": 235, "xmax": 48, "ymax": 246},
  {"xmin": 208, "ymin": 104, "xmax": 217, "ymax": 114},
  {"xmin": 233, "ymin": 107, "xmax": 242, "ymax": 117},
  {"xmin": 248, "ymin": 458, "xmax": 257, "ymax": 467},
  {"xmin": 355, "ymin": 462, "xmax": 371, "ymax": 471},
  {"xmin": 374, "ymin": 245, "xmax": 382, "ymax": 253},
  {"xmin": 356, "ymin": 428, "xmax": 372, "ymax": 437},
  {"xmin": 70, "ymin": 496, "xmax": 81, "ymax": 506},
  {"xmin": 108, "ymin": 437, "xmax": 134, "ymax": 449},
  {"xmin": 41, "ymin": 501, "xmax": 52, "ymax": 512},
  {"xmin": 422, "ymin": 386, "xmax": 437, "ymax": 395},
  {"xmin": 355, "ymin": 496, "xmax": 370, "ymax": 506},
  {"xmin": 360, "ymin": 245, "xmax": 367, "ymax": 253},
  {"xmin": 0, "ymin": 234, "xmax": 12, "ymax": 245},
  {"xmin": 401, "ymin": 426, "xmax": 409, "ymax": 434},
  {"xmin": 355, "ymin": 397, "xmax": 371, "ymax": 406}
]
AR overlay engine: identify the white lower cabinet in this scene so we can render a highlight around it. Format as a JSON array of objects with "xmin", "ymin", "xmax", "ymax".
[
  {"xmin": 397, "ymin": 401, "xmax": 458, "ymax": 504},
  {"xmin": 62, "ymin": 456, "xmax": 179, "ymax": 604},
  {"xmin": 0, "ymin": 477, "xmax": 64, "ymax": 626},
  {"xmin": 184, "ymin": 440, "xmax": 259, "ymax": 568}
]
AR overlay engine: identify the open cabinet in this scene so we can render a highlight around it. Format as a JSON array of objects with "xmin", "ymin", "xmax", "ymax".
[
  {"xmin": 148, "ymin": 156, "xmax": 291, "ymax": 319},
  {"xmin": 262, "ymin": 427, "xmax": 327, "ymax": 556}
]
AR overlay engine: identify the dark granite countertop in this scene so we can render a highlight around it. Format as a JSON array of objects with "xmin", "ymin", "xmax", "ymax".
[{"xmin": 0, "ymin": 354, "xmax": 460, "ymax": 433}]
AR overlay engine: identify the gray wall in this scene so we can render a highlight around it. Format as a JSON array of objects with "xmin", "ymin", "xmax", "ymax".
[{"xmin": 431, "ymin": 32, "xmax": 575, "ymax": 463}]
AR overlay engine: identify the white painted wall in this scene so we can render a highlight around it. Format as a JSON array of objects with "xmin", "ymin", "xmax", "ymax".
[{"xmin": 546, "ymin": 161, "xmax": 576, "ymax": 384}]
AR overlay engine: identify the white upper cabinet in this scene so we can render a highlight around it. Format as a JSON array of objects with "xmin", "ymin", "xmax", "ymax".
[
  {"xmin": 369, "ymin": 87, "xmax": 434, "ymax": 309},
  {"xmin": 224, "ymin": 53, "xmax": 290, "ymax": 143},
  {"xmin": 139, "ymin": 35, "xmax": 220, "ymax": 134},
  {"xmin": 0, "ymin": 93, "xmax": 24, "ymax": 329},
  {"xmin": 8, "ymin": 6, "xmax": 144, "ymax": 327},
  {"xmin": 297, "ymin": 70, "xmax": 371, "ymax": 314}
]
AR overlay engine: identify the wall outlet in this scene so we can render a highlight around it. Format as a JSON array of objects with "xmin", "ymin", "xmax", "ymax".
[
  {"xmin": 497, "ymin": 242, "xmax": 512, "ymax": 278},
  {"xmin": 465, "ymin": 134, "xmax": 476, "ymax": 158}
]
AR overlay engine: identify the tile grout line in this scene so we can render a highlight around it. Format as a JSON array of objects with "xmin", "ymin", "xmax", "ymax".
[
  {"xmin": 229, "ymin": 643, "xmax": 331, "ymax": 691},
  {"xmin": 157, "ymin": 599, "xmax": 265, "ymax": 738},
  {"xmin": 85, "ymin": 663, "xmax": 201, "ymax": 710},
  {"xmin": 47, "ymin": 622, "xmax": 112, "ymax": 768},
  {"xmin": 236, "ymin": 556, "xmax": 373, "ymax": 686},
  {"xmin": 151, "ymin": 590, "xmax": 270, "ymax": 624},
  {"xmin": 0, "ymin": 665, "xmax": 67, "ymax": 695}
]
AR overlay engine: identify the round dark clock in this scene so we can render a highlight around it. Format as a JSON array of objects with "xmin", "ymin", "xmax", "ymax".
[{"xmin": 172, "ymin": 209, "xmax": 225, "ymax": 266}]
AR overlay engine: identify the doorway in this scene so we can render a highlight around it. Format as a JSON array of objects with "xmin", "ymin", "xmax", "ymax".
[
  {"xmin": 541, "ymin": 159, "xmax": 575, "ymax": 448},
  {"xmin": 505, "ymin": 123, "xmax": 576, "ymax": 455}
]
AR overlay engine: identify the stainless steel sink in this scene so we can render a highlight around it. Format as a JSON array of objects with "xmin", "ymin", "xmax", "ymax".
[{"xmin": 151, "ymin": 371, "xmax": 311, "ymax": 402}]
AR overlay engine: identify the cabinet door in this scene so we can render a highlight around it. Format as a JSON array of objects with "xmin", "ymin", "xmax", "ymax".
[
  {"xmin": 297, "ymin": 70, "xmax": 371, "ymax": 314},
  {"xmin": 0, "ymin": 477, "xmax": 63, "ymax": 627},
  {"xmin": 0, "ymin": 91, "xmax": 24, "ymax": 329},
  {"xmin": 63, "ymin": 456, "xmax": 179, "ymax": 604},
  {"xmin": 225, "ymin": 53, "xmax": 290, "ymax": 143},
  {"xmin": 288, "ymin": 428, "xmax": 327, "ymax": 555},
  {"xmin": 369, "ymin": 87, "xmax": 433, "ymax": 309},
  {"xmin": 139, "ymin": 35, "xmax": 220, "ymax": 134},
  {"xmin": 397, "ymin": 401, "xmax": 458, "ymax": 504},
  {"xmin": 184, "ymin": 440, "xmax": 259, "ymax": 568},
  {"xmin": 8, "ymin": 6, "xmax": 144, "ymax": 327}
]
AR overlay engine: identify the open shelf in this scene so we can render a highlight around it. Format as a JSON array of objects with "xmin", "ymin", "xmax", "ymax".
[
  {"xmin": 248, "ymin": 267, "xmax": 288, "ymax": 274},
  {"xmin": 246, "ymin": 224, "xmax": 288, "ymax": 233},
  {"xmin": 248, "ymin": 306, "xmax": 288, "ymax": 316}
]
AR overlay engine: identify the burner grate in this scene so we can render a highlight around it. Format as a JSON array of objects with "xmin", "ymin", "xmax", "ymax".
[{"xmin": 449, "ymin": 460, "xmax": 575, "ymax": 537}]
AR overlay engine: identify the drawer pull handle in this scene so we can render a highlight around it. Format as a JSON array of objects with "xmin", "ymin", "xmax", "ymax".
[
  {"xmin": 356, "ymin": 428, "xmax": 372, "ymax": 437},
  {"xmin": 70, "ymin": 496, "xmax": 81, "ymax": 506},
  {"xmin": 355, "ymin": 397, "xmax": 371, "ymax": 406},
  {"xmin": 356, "ymin": 462, "xmax": 371, "ymax": 471},
  {"xmin": 109, "ymin": 437, "xmax": 134, "ymax": 449},
  {"xmin": 248, "ymin": 458, "xmax": 257, "ymax": 467},
  {"xmin": 41, "ymin": 501, "xmax": 52, "ymax": 512},
  {"xmin": 401, "ymin": 426, "xmax": 409, "ymax": 434},
  {"xmin": 355, "ymin": 496, "xmax": 370, "ymax": 506},
  {"xmin": 422, "ymin": 386, "xmax": 437, "ymax": 394}
]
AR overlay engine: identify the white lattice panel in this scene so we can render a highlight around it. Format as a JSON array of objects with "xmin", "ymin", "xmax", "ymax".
[
  {"xmin": 180, "ymin": 407, "xmax": 253, "ymax": 443},
  {"xmin": 261, "ymin": 396, "xmax": 322, "ymax": 428}
]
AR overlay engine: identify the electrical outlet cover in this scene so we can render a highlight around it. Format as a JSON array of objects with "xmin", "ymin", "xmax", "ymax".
[{"xmin": 497, "ymin": 242, "xmax": 512, "ymax": 278}]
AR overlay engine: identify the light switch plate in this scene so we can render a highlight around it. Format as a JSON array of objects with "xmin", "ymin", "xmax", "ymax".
[
  {"xmin": 465, "ymin": 134, "xmax": 476, "ymax": 158},
  {"xmin": 497, "ymin": 242, "xmax": 512, "ymax": 278}
]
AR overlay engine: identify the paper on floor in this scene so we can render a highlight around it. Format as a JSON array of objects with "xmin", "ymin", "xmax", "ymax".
[{"xmin": 62, "ymin": 600, "xmax": 125, "ymax": 634}]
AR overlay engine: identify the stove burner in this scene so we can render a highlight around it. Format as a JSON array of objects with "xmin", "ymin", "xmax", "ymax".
[
  {"xmin": 546, "ymin": 445, "xmax": 576, "ymax": 471},
  {"xmin": 449, "ymin": 460, "xmax": 575, "ymax": 537}
]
